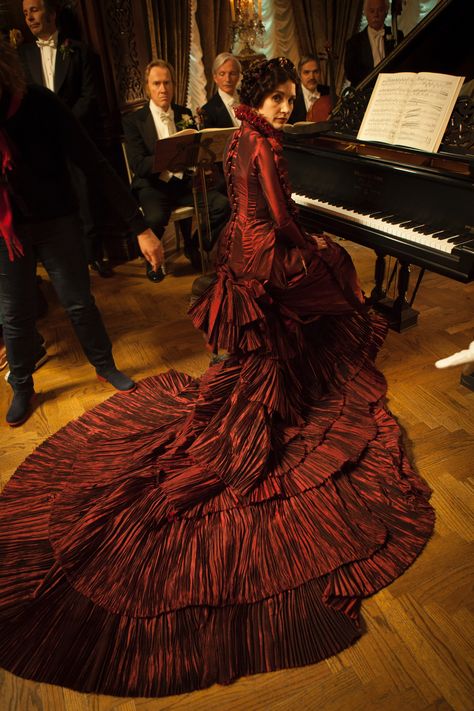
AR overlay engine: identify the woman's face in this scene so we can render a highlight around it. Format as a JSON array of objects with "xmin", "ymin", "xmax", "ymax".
[{"xmin": 257, "ymin": 80, "xmax": 296, "ymax": 129}]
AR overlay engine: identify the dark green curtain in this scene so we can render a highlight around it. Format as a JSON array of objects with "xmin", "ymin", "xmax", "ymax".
[
  {"xmin": 152, "ymin": 0, "xmax": 193, "ymax": 105},
  {"xmin": 196, "ymin": 0, "xmax": 232, "ymax": 97}
]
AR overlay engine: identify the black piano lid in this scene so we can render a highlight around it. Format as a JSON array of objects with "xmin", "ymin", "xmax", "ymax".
[
  {"xmin": 354, "ymin": 0, "xmax": 474, "ymax": 94},
  {"xmin": 316, "ymin": 0, "xmax": 474, "ymax": 156},
  {"xmin": 283, "ymin": 128, "xmax": 474, "ymax": 174}
]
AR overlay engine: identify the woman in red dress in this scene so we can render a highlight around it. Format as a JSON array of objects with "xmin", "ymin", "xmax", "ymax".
[{"xmin": 0, "ymin": 58, "xmax": 434, "ymax": 698}]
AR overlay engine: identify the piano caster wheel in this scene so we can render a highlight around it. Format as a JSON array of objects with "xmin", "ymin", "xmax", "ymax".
[
  {"xmin": 373, "ymin": 298, "xmax": 419, "ymax": 332},
  {"xmin": 460, "ymin": 372, "xmax": 474, "ymax": 391}
]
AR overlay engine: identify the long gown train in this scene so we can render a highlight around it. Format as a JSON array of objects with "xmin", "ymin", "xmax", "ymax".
[{"xmin": 0, "ymin": 109, "xmax": 434, "ymax": 697}]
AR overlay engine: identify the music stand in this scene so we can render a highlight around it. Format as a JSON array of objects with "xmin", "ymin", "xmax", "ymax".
[{"xmin": 152, "ymin": 128, "xmax": 236, "ymax": 273}]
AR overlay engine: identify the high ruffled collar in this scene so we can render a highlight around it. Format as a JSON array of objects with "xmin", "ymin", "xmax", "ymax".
[{"xmin": 234, "ymin": 104, "xmax": 283, "ymax": 151}]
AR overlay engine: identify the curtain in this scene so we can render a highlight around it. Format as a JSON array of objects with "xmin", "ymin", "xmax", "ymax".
[
  {"xmin": 325, "ymin": 0, "xmax": 364, "ymax": 93},
  {"xmin": 291, "ymin": 0, "xmax": 319, "ymax": 57},
  {"xmin": 187, "ymin": 0, "xmax": 208, "ymax": 112},
  {"xmin": 260, "ymin": 0, "xmax": 299, "ymax": 66},
  {"xmin": 151, "ymin": 0, "xmax": 193, "ymax": 105},
  {"xmin": 196, "ymin": 0, "xmax": 231, "ymax": 96},
  {"xmin": 292, "ymin": 0, "xmax": 363, "ymax": 94}
]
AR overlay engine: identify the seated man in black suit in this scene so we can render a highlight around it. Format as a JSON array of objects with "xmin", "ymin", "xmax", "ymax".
[
  {"xmin": 345, "ymin": 0, "xmax": 404, "ymax": 87},
  {"xmin": 288, "ymin": 55, "xmax": 331, "ymax": 124},
  {"xmin": 20, "ymin": 0, "xmax": 113, "ymax": 277},
  {"xmin": 201, "ymin": 53, "xmax": 241, "ymax": 129},
  {"xmin": 200, "ymin": 53, "xmax": 241, "ymax": 196},
  {"xmin": 123, "ymin": 60, "xmax": 230, "ymax": 282}
]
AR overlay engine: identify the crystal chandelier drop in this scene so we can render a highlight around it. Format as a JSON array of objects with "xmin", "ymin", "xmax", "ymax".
[{"xmin": 230, "ymin": 0, "xmax": 265, "ymax": 55}]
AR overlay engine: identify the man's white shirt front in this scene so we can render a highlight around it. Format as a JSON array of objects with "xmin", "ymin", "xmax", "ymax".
[
  {"xmin": 36, "ymin": 30, "xmax": 59, "ymax": 92},
  {"xmin": 149, "ymin": 101, "xmax": 183, "ymax": 181},
  {"xmin": 302, "ymin": 85, "xmax": 321, "ymax": 113},
  {"xmin": 218, "ymin": 89, "xmax": 241, "ymax": 127},
  {"xmin": 367, "ymin": 26, "xmax": 386, "ymax": 66}
]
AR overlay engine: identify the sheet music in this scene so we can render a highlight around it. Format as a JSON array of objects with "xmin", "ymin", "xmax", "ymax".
[
  {"xmin": 396, "ymin": 73, "xmax": 464, "ymax": 151},
  {"xmin": 357, "ymin": 72, "xmax": 464, "ymax": 153},
  {"xmin": 358, "ymin": 73, "xmax": 414, "ymax": 145},
  {"xmin": 152, "ymin": 127, "xmax": 236, "ymax": 173}
]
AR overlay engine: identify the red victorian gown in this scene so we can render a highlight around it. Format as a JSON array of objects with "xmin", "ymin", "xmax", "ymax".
[{"xmin": 0, "ymin": 107, "xmax": 434, "ymax": 698}]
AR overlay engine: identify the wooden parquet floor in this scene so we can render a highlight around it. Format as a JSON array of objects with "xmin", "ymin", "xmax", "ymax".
[{"xmin": 0, "ymin": 241, "xmax": 473, "ymax": 711}]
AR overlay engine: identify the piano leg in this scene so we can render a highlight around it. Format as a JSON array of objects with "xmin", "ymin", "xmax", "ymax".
[
  {"xmin": 370, "ymin": 252, "xmax": 387, "ymax": 302},
  {"xmin": 372, "ymin": 260, "xmax": 419, "ymax": 332}
]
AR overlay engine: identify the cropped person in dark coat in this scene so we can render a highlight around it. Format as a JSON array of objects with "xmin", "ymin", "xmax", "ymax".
[
  {"xmin": 19, "ymin": 0, "xmax": 112, "ymax": 276},
  {"xmin": 0, "ymin": 41, "xmax": 162, "ymax": 425},
  {"xmin": 345, "ymin": 0, "xmax": 404, "ymax": 87},
  {"xmin": 123, "ymin": 60, "xmax": 230, "ymax": 282},
  {"xmin": 289, "ymin": 55, "xmax": 331, "ymax": 124}
]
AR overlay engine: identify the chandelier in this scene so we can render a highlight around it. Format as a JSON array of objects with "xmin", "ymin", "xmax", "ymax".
[{"xmin": 230, "ymin": 0, "xmax": 265, "ymax": 55}]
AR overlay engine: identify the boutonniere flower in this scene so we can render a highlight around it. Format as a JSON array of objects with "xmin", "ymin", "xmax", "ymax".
[
  {"xmin": 59, "ymin": 39, "xmax": 74, "ymax": 60},
  {"xmin": 175, "ymin": 114, "xmax": 195, "ymax": 130}
]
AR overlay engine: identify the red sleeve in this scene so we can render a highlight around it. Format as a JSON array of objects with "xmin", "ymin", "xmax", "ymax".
[{"xmin": 254, "ymin": 137, "xmax": 308, "ymax": 249}]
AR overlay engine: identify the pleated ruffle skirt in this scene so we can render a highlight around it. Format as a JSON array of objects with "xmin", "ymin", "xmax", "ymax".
[{"xmin": 0, "ymin": 243, "xmax": 434, "ymax": 697}]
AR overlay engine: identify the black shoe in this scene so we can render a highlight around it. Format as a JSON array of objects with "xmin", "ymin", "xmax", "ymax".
[
  {"xmin": 96, "ymin": 368, "xmax": 136, "ymax": 391},
  {"xmin": 146, "ymin": 262, "xmax": 166, "ymax": 283},
  {"xmin": 90, "ymin": 259, "xmax": 114, "ymax": 278},
  {"xmin": 6, "ymin": 389, "xmax": 36, "ymax": 426}
]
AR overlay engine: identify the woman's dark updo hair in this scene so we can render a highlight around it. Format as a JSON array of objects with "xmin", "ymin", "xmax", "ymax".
[{"xmin": 239, "ymin": 57, "xmax": 299, "ymax": 108}]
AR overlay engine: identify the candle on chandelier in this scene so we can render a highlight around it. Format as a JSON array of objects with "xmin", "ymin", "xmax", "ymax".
[
  {"xmin": 230, "ymin": 0, "xmax": 235, "ymax": 21},
  {"xmin": 258, "ymin": 0, "xmax": 262, "ymax": 19}
]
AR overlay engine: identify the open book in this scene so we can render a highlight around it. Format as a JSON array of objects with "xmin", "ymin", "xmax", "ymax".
[
  {"xmin": 357, "ymin": 72, "xmax": 464, "ymax": 153},
  {"xmin": 153, "ymin": 126, "xmax": 236, "ymax": 173}
]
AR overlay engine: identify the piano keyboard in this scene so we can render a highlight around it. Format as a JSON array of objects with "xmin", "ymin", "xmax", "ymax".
[{"xmin": 292, "ymin": 193, "xmax": 472, "ymax": 255}]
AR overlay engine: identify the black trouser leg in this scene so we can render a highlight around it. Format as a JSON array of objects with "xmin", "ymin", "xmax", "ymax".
[
  {"xmin": 70, "ymin": 163, "xmax": 105, "ymax": 263},
  {"xmin": 36, "ymin": 215, "xmax": 114, "ymax": 371}
]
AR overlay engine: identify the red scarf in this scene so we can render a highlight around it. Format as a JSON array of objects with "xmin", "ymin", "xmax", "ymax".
[{"xmin": 0, "ymin": 93, "xmax": 24, "ymax": 261}]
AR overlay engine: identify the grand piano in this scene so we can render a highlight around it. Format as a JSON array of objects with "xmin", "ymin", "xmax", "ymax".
[{"xmin": 283, "ymin": 0, "xmax": 474, "ymax": 330}]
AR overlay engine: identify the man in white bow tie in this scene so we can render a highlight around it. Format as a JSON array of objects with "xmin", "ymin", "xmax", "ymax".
[
  {"xmin": 288, "ymin": 55, "xmax": 331, "ymax": 124},
  {"xmin": 201, "ymin": 53, "xmax": 242, "ymax": 129},
  {"xmin": 199, "ymin": 53, "xmax": 241, "ymax": 196},
  {"xmin": 123, "ymin": 60, "xmax": 230, "ymax": 282},
  {"xmin": 20, "ymin": 0, "xmax": 95, "ymax": 125},
  {"xmin": 20, "ymin": 0, "xmax": 113, "ymax": 278},
  {"xmin": 344, "ymin": 0, "xmax": 404, "ymax": 87}
]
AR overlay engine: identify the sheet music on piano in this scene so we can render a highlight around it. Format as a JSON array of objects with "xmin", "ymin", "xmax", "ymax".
[{"xmin": 357, "ymin": 72, "xmax": 464, "ymax": 153}]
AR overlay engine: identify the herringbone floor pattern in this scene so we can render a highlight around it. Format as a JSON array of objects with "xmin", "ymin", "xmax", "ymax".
[{"xmin": 1, "ymin": 240, "xmax": 472, "ymax": 711}]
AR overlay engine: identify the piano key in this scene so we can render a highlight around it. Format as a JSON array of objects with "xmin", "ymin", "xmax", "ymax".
[
  {"xmin": 292, "ymin": 193, "xmax": 456, "ymax": 254},
  {"xmin": 447, "ymin": 235, "xmax": 472, "ymax": 245}
]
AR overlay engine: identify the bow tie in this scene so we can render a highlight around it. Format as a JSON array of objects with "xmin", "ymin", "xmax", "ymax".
[
  {"xmin": 374, "ymin": 29, "xmax": 385, "ymax": 38},
  {"xmin": 308, "ymin": 94, "xmax": 319, "ymax": 102},
  {"xmin": 36, "ymin": 38, "xmax": 56, "ymax": 48},
  {"xmin": 158, "ymin": 111, "xmax": 172, "ymax": 122}
]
